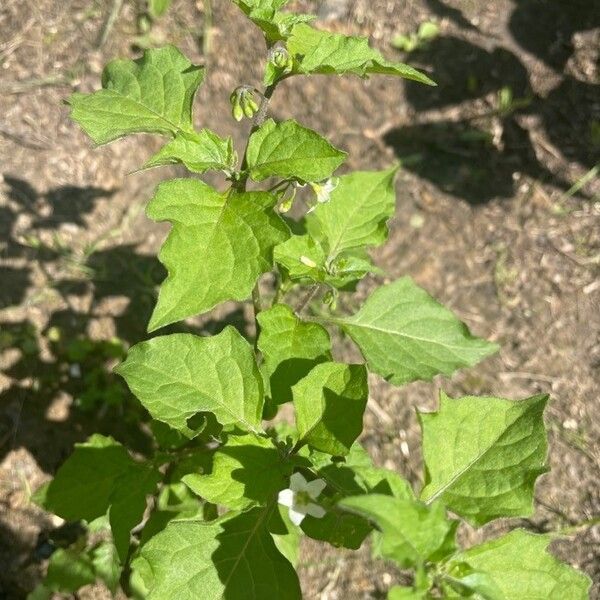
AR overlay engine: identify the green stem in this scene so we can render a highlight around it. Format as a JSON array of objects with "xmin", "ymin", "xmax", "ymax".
[
  {"xmin": 295, "ymin": 283, "xmax": 320, "ymax": 315},
  {"xmin": 235, "ymin": 80, "xmax": 278, "ymax": 193},
  {"xmin": 232, "ymin": 65, "xmax": 282, "ymax": 348},
  {"xmin": 553, "ymin": 516, "xmax": 600, "ymax": 536}
]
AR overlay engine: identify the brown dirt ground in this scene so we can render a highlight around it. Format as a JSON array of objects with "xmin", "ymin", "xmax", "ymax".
[{"xmin": 0, "ymin": 0, "xmax": 599, "ymax": 598}]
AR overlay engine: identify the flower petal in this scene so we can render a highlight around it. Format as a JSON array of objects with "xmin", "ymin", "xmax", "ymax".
[
  {"xmin": 288, "ymin": 506, "xmax": 307, "ymax": 526},
  {"xmin": 305, "ymin": 478, "xmax": 326, "ymax": 499},
  {"xmin": 278, "ymin": 488, "xmax": 294, "ymax": 508},
  {"xmin": 289, "ymin": 471, "xmax": 308, "ymax": 492},
  {"xmin": 306, "ymin": 503, "xmax": 326, "ymax": 519}
]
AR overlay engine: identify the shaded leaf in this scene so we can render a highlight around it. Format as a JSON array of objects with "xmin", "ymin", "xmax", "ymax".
[
  {"xmin": 39, "ymin": 434, "xmax": 132, "ymax": 523},
  {"xmin": 91, "ymin": 541, "xmax": 121, "ymax": 594},
  {"xmin": 44, "ymin": 548, "xmax": 96, "ymax": 593},
  {"xmin": 339, "ymin": 494, "xmax": 455, "ymax": 568},
  {"xmin": 133, "ymin": 509, "xmax": 301, "ymax": 599},
  {"xmin": 182, "ymin": 432, "xmax": 292, "ymax": 510},
  {"xmin": 300, "ymin": 444, "xmax": 414, "ymax": 549},
  {"xmin": 110, "ymin": 463, "xmax": 161, "ymax": 561},
  {"xmin": 293, "ymin": 362, "xmax": 368, "ymax": 456},
  {"xmin": 257, "ymin": 303, "xmax": 331, "ymax": 404},
  {"xmin": 37, "ymin": 435, "xmax": 158, "ymax": 564}
]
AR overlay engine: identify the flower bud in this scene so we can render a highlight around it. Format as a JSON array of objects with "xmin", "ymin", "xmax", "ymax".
[
  {"xmin": 323, "ymin": 289, "xmax": 338, "ymax": 310},
  {"xmin": 270, "ymin": 47, "xmax": 293, "ymax": 73},
  {"xmin": 278, "ymin": 186, "xmax": 297, "ymax": 213},
  {"xmin": 230, "ymin": 86, "xmax": 259, "ymax": 121}
]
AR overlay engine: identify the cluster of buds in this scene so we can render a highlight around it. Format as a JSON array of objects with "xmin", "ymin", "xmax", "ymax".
[
  {"xmin": 229, "ymin": 86, "xmax": 259, "ymax": 122},
  {"xmin": 269, "ymin": 46, "xmax": 294, "ymax": 74}
]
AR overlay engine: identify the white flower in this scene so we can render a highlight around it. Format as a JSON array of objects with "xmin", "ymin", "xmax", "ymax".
[
  {"xmin": 69, "ymin": 363, "xmax": 81, "ymax": 378},
  {"xmin": 278, "ymin": 472, "xmax": 326, "ymax": 526},
  {"xmin": 310, "ymin": 177, "xmax": 338, "ymax": 205}
]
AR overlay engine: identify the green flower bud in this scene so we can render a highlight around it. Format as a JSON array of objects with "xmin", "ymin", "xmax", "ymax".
[
  {"xmin": 270, "ymin": 47, "xmax": 293, "ymax": 73},
  {"xmin": 323, "ymin": 289, "xmax": 338, "ymax": 310},
  {"xmin": 277, "ymin": 186, "xmax": 296, "ymax": 213},
  {"xmin": 230, "ymin": 89, "xmax": 243, "ymax": 121},
  {"xmin": 232, "ymin": 101, "xmax": 244, "ymax": 122},
  {"xmin": 229, "ymin": 86, "xmax": 259, "ymax": 121}
]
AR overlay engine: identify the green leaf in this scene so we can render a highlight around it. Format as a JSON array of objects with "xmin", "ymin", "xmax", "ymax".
[
  {"xmin": 138, "ymin": 482, "xmax": 204, "ymax": 548},
  {"xmin": 149, "ymin": 0, "xmax": 173, "ymax": 18},
  {"xmin": 299, "ymin": 444, "xmax": 414, "ymax": 549},
  {"xmin": 446, "ymin": 529, "xmax": 592, "ymax": 599},
  {"xmin": 419, "ymin": 392, "xmax": 549, "ymax": 526},
  {"xmin": 274, "ymin": 235, "xmax": 382, "ymax": 288},
  {"xmin": 146, "ymin": 179, "xmax": 289, "ymax": 330},
  {"xmin": 110, "ymin": 463, "xmax": 161, "ymax": 561},
  {"xmin": 116, "ymin": 327, "xmax": 265, "ymax": 435},
  {"xmin": 301, "ymin": 508, "xmax": 372, "ymax": 550},
  {"xmin": 40, "ymin": 434, "xmax": 134, "ymax": 522},
  {"xmin": 326, "ymin": 251, "xmax": 384, "ymax": 288},
  {"xmin": 69, "ymin": 46, "xmax": 204, "ymax": 144},
  {"xmin": 332, "ymin": 277, "xmax": 498, "ymax": 385},
  {"xmin": 133, "ymin": 509, "xmax": 301, "ymax": 599},
  {"xmin": 38, "ymin": 434, "xmax": 160, "ymax": 563},
  {"xmin": 274, "ymin": 234, "xmax": 327, "ymax": 281},
  {"xmin": 307, "ymin": 168, "xmax": 398, "ymax": 261},
  {"xmin": 45, "ymin": 548, "xmax": 96, "ymax": 593},
  {"xmin": 257, "ymin": 303, "xmax": 331, "ymax": 404},
  {"xmin": 270, "ymin": 506, "xmax": 302, "ymax": 567},
  {"xmin": 246, "ymin": 119, "xmax": 346, "ymax": 183},
  {"xmin": 182, "ymin": 432, "xmax": 292, "ymax": 510},
  {"xmin": 388, "ymin": 586, "xmax": 427, "ymax": 599},
  {"xmin": 232, "ymin": 0, "xmax": 314, "ymax": 42},
  {"xmin": 144, "ymin": 130, "xmax": 237, "ymax": 174},
  {"xmin": 287, "ymin": 24, "xmax": 435, "ymax": 85},
  {"xmin": 308, "ymin": 443, "xmax": 413, "ymax": 499},
  {"xmin": 293, "ymin": 362, "xmax": 368, "ymax": 456},
  {"xmin": 232, "ymin": 0, "xmax": 288, "ymax": 11},
  {"xmin": 339, "ymin": 494, "xmax": 454, "ymax": 568},
  {"xmin": 91, "ymin": 541, "xmax": 121, "ymax": 594}
]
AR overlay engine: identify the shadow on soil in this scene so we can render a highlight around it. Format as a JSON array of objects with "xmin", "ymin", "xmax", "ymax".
[
  {"xmin": 385, "ymin": 0, "xmax": 599, "ymax": 203},
  {"xmin": 1, "ymin": 175, "xmax": 251, "ymax": 595},
  {"xmin": 0, "ymin": 176, "xmax": 249, "ymax": 472}
]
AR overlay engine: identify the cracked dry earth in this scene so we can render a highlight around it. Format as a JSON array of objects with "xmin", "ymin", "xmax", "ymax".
[{"xmin": 0, "ymin": 0, "xmax": 599, "ymax": 598}]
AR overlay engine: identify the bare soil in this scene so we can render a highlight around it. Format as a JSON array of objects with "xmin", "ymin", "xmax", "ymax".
[{"xmin": 0, "ymin": 0, "xmax": 599, "ymax": 598}]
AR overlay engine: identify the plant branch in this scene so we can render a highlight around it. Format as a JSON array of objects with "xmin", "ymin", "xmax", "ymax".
[
  {"xmin": 232, "ymin": 68, "xmax": 281, "ymax": 347},
  {"xmin": 235, "ymin": 81, "xmax": 278, "ymax": 193},
  {"xmin": 296, "ymin": 283, "xmax": 320, "ymax": 314}
]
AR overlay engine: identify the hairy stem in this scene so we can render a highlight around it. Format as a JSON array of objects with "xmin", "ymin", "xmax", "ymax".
[
  {"xmin": 233, "ymin": 73, "xmax": 280, "ymax": 348},
  {"xmin": 296, "ymin": 283, "xmax": 320, "ymax": 314},
  {"xmin": 235, "ymin": 81, "xmax": 277, "ymax": 192}
]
